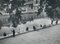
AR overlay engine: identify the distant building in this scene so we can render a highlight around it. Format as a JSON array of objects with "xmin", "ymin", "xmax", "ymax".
[
  {"xmin": 21, "ymin": 0, "xmax": 40, "ymax": 13},
  {"xmin": 18, "ymin": 0, "xmax": 47, "ymax": 21},
  {"xmin": 0, "ymin": 11, "xmax": 10, "ymax": 26}
]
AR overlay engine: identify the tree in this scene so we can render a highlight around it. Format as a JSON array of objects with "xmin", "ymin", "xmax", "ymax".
[
  {"xmin": 54, "ymin": 7, "xmax": 60, "ymax": 24},
  {"xmin": 9, "ymin": 8, "xmax": 22, "ymax": 28},
  {"xmin": 37, "ymin": 0, "xmax": 46, "ymax": 16},
  {"xmin": 46, "ymin": 0, "xmax": 60, "ymax": 24},
  {"xmin": 0, "ymin": 0, "xmax": 23, "ymax": 28},
  {"xmin": 15, "ymin": 8, "xmax": 22, "ymax": 24},
  {"xmin": 3, "ymin": 0, "xmax": 10, "ymax": 2},
  {"xmin": 21, "ymin": 0, "xmax": 25, "ymax": 6},
  {"xmin": 37, "ymin": 7, "xmax": 43, "ymax": 16},
  {"xmin": 39, "ymin": 0, "xmax": 60, "ymax": 24}
]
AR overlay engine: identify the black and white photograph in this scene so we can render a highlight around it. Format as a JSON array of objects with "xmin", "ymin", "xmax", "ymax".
[{"xmin": 0, "ymin": 0, "xmax": 60, "ymax": 44}]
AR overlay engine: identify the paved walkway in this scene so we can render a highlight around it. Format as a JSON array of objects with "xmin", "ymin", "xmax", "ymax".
[
  {"xmin": 0, "ymin": 23, "xmax": 58, "ymax": 40},
  {"xmin": 0, "ymin": 25, "xmax": 60, "ymax": 44},
  {"xmin": 0, "ymin": 18, "xmax": 60, "ymax": 40}
]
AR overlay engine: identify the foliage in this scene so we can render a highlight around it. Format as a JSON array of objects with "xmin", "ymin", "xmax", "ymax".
[{"xmin": 39, "ymin": 0, "xmax": 60, "ymax": 19}]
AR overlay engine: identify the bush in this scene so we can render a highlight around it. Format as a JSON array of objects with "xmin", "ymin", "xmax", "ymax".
[
  {"xmin": 33, "ymin": 26, "xmax": 36, "ymax": 31},
  {"xmin": 3, "ymin": 32, "xmax": 6, "ymax": 36},
  {"xmin": 26, "ymin": 27, "xmax": 29, "ymax": 31},
  {"xmin": 40, "ymin": 25, "xmax": 42, "ymax": 27}
]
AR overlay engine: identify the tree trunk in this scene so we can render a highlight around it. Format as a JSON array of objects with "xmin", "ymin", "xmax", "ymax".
[
  {"xmin": 51, "ymin": 19, "xmax": 53, "ymax": 24},
  {"xmin": 56, "ymin": 20, "xmax": 58, "ymax": 24},
  {"xmin": 0, "ymin": 20, "xmax": 3, "ymax": 29}
]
